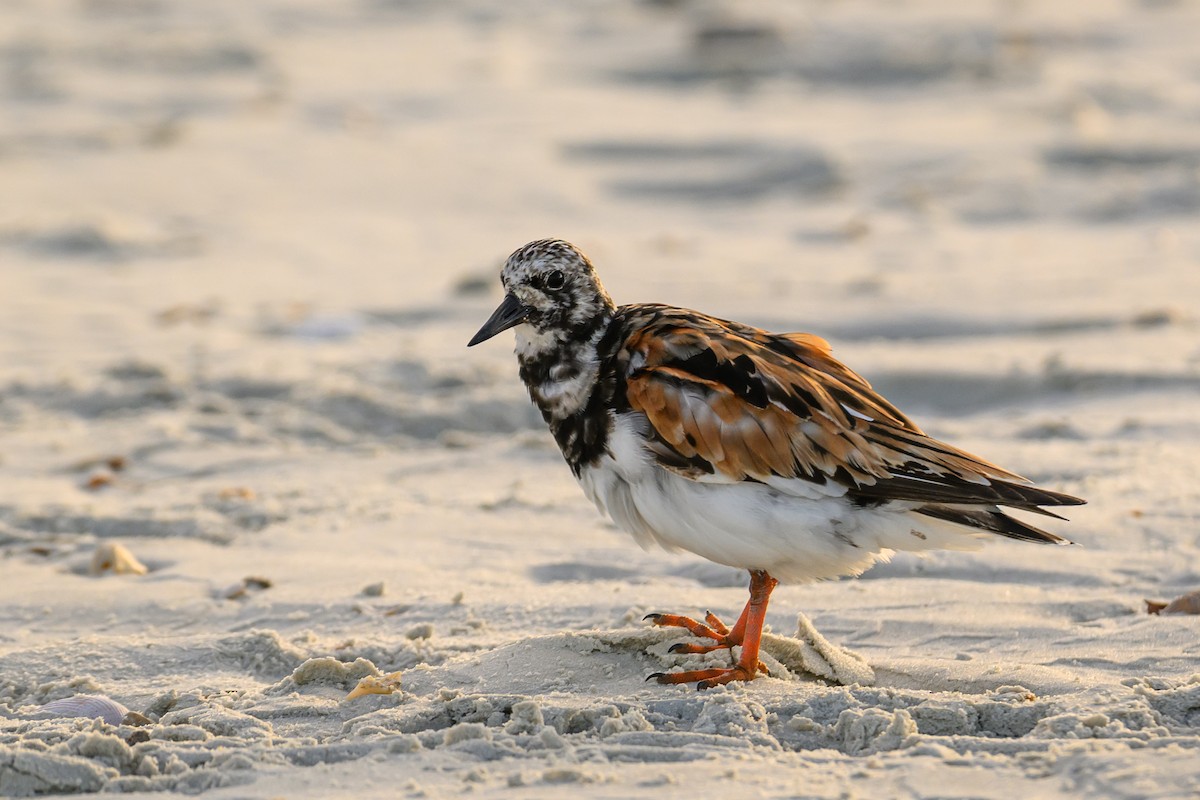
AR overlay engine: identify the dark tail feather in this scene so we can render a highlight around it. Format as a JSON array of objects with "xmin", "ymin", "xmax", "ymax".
[
  {"xmin": 915, "ymin": 504, "xmax": 1073, "ymax": 545},
  {"xmin": 1008, "ymin": 484, "xmax": 1086, "ymax": 508},
  {"xmin": 848, "ymin": 471, "xmax": 1086, "ymax": 514}
]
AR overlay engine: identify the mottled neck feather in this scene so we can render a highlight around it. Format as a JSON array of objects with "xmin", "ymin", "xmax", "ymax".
[
  {"xmin": 517, "ymin": 310, "xmax": 612, "ymax": 420},
  {"xmin": 517, "ymin": 309, "xmax": 624, "ymax": 474}
]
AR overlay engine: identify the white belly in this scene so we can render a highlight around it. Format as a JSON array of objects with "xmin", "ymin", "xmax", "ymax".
[{"xmin": 577, "ymin": 414, "xmax": 982, "ymax": 583}]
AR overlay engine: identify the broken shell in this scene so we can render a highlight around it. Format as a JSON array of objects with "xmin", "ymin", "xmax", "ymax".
[
  {"xmin": 36, "ymin": 695, "xmax": 130, "ymax": 726},
  {"xmin": 346, "ymin": 672, "xmax": 403, "ymax": 700},
  {"xmin": 89, "ymin": 542, "xmax": 148, "ymax": 576},
  {"xmin": 221, "ymin": 575, "xmax": 272, "ymax": 600},
  {"xmin": 1146, "ymin": 590, "xmax": 1200, "ymax": 615}
]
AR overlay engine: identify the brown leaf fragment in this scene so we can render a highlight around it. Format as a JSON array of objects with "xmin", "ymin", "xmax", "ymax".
[{"xmin": 84, "ymin": 472, "xmax": 115, "ymax": 490}]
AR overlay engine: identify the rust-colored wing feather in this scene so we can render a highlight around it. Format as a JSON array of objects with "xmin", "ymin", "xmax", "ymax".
[{"xmin": 618, "ymin": 304, "xmax": 1083, "ymax": 513}]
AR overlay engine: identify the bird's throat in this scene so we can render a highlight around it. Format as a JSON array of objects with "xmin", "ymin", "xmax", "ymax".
[
  {"xmin": 517, "ymin": 326, "xmax": 605, "ymax": 421},
  {"xmin": 516, "ymin": 313, "xmax": 620, "ymax": 474}
]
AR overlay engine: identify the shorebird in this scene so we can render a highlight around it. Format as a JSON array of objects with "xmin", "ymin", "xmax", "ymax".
[{"xmin": 469, "ymin": 239, "xmax": 1084, "ymax": 689}]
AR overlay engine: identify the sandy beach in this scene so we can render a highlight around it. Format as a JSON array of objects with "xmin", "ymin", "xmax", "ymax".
[{"xmin": 2, "ymin": 0, "xmax": 1199, "ymax": 796}]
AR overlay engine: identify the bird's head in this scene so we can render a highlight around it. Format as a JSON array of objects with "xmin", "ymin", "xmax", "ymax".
[{"xmin": 468, "ymin": 239, "xmax": 615, "ymax": 356}]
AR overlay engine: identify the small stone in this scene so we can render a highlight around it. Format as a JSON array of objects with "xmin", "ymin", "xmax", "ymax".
[{"xmin": 405, "ymin": 623, "xmax": 434, "ymax": 640}]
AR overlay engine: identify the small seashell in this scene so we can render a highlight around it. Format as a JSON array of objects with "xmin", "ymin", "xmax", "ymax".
[
  {"xmin": 37, "ymin": 695, "xmax": 130, "ymax": 726},
  {"xmin": 345, "ymin": 672, "xmax": 403, "ymax": 700},
  {"xmin": 89, "ymin": 542, "xmax": 148, "ymax": 576},
  {"xmin": 1146, "ymin": 590, "xmax": 1200, "ymax": 615}
]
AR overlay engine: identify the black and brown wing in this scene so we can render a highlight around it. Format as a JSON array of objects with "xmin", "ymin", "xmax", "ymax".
[{"xmin": 615, "ymin": 304, "xmax": 1084, "ymax": 543}]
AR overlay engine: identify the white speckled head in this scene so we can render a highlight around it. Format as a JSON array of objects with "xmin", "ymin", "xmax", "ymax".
[{"xmin": 468, "ymin": 239, "xmax": 615, "ymax": 354}]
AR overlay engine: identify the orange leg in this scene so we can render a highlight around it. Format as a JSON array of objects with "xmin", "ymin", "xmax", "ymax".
[{"xmin": 646, "ymin": 570, "xmax": 778, "ymax": 689}]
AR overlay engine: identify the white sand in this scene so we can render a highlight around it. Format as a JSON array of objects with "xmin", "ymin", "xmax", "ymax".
[{"xmin": 2, "ymin": 0, "xmax": 1199, "ymax": 796}]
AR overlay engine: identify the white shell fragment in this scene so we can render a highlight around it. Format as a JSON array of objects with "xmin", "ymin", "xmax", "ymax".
[
  {"xmin": 345, "ymin": 672, "xmax": 403, "ymax": 700},
  {"xmin": 35, "ymin": 695, "xmax": 130, "ymax": 726},
  {"xmin": 89, "ymin": 542, "xmax": 148, "ymax": 576}
]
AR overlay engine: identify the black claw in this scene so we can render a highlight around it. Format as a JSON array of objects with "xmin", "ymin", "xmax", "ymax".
[
  {"xmin": 646, "ymin": 672, "xmax": 666, "ymax": 683},
  {"xmin": 667, "ymin": 643, "xmax": 686, "ymax": 654},
  {"xmin": 643, "ymin": 613, "xmax": 662, "ymax": 623},
  {"xmin": 696, "ymin": 681, "xmax": 713, "ymax": 691}
]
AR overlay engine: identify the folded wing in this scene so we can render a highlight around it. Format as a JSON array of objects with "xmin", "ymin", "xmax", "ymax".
[{"xmin": 618, "ymin": 304, "xmax": 1084, "ymax": 543}]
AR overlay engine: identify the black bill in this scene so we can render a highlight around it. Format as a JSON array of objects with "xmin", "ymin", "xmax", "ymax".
[{"xmin": 468, "ymin": 293, "xmax": 529, "ymax": 346}]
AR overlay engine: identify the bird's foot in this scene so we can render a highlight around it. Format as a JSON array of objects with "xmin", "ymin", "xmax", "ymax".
[
  {"xmin": 644, "ymin": 610, "xmax": 731, "ymax": 643},
  {"xmin": 662, "ymin": 638, "xmax": 768, "ymax": 674},
  {"xmin": 644, "ymin": 611, "xmax": 767, "ymax": 685},
  {"xmin": 648, "ymin": 664, "xmax": 756, "ymax": 690}
]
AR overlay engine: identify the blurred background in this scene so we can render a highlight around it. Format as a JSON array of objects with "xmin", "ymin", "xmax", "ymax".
[
  {"xmin": 1, "ymin": 0, "xmax": 1198, "ymax": 553},
  {"xmin": 4, "ymin": 0, "xmax": 1199, "ymax": 360}
]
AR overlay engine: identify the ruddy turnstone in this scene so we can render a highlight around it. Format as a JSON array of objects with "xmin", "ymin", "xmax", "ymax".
[{"xmin": 469, "ymin": 239, "xmax": 1084, "ymax": 689}]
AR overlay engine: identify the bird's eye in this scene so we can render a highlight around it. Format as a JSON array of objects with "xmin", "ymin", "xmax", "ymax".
[{"xmin": 544, "ymin": 270, "xmax": 565, "ymax": 290}]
